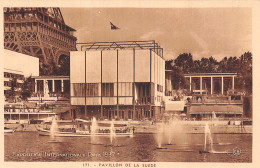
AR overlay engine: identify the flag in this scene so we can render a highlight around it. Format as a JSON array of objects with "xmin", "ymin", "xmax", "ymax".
[{"xmin": 110, "ymin": 22, "xmax": 119, "ymax": 30}]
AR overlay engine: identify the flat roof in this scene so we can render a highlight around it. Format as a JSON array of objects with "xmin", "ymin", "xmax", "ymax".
[
  {"xmin": 184, "ymin": 73, "xmax": 237, "ymax": 77},
  {"xmin": 32, "ymin": 76, "xmax": 69, "ymax": 80},
  {"xmin": 76, "ymin": 40, "xmax": 163, "ymax": 58}
]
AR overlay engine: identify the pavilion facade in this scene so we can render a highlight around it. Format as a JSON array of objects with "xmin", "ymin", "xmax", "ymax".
[{"xmin": 184, "ymin": 73, "xmax": 237, "ymax": 95}]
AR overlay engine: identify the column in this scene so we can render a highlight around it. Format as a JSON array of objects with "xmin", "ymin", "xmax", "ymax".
[
  {"xmin": 101, "ymin": 106, "xmax": 103, "ymax": 119},
  {"xmin": 61, "ymin": 80, "xmax": 64, "ymax": 92},
  {"xmin": 43, "ymin": 79, "xmax": 46, "ymax": 96},
  {"xmin": 52, "ymin": 80, "xmax": 55, "ymax": 92},
  {"xmin": 221, "ymin": 76, "xmax": 224, "ymax": 95},
  {"xmin": 200, "ymin": 77, "xmax": 202, "ymax": 94},
  {"xmin": 35, "ymin": 80, "xmax": 37, "ymax": 93},
  {"xmin": 117, "ymin": 105, "xmax": 119, "ymax": 120},
  {"xmin": 149, "ymin": 105, "xmax": 152, "ymax": 118},
  {"xmin": 211, "ymin": 77, "xmax": 213, "ymax": 95},
  {"xmin": 189, "ymin": 77, "xmax": 192, "ymax": 91},
  {"xmin": 232, "ymin": 76, "xmax": 235, "ymax": 90}
]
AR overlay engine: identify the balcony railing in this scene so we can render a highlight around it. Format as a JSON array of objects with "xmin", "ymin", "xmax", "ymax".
[{"xmin": 191, "ymin": 95, "xmax": 243, "ymax": 104}]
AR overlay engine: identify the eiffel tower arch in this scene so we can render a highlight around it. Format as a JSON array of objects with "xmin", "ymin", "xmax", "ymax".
[{"xmin": 4, "ymin": 7, "xmax": 77, "ymax": 75}]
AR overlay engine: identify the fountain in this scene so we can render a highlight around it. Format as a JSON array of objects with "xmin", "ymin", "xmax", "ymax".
[
  {"xmin": 199, "ymin": 122, "xmax": 214, "ymax": 153},
  {"xmin": 166, "ymin": 119, "xmax": 176, "ymax": 145},
  {"xmin": 156, "ymin": 122, "xmax": 167, "ymax": 149},
  {"xmin": 199, "ymin": 122, "xmax": 233, "ymax": 154},
  {"xmin": 49, "ymin": 115, "xmax": 59, "ymax": 143},
  {"xmin": 90, "ymin": 117, "xmax": 98, "ymax": 144},
  {"xmin": 110, "ymin": 119, "xmax": 116, "ymax": 145}
]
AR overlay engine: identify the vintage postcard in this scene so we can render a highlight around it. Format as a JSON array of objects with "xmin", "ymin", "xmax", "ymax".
[{"xmin": 1, "ymin": 0, "xmax": 260, "ymax": 168}]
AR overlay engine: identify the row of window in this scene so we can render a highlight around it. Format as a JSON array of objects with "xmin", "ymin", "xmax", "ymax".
[
  {"xmin": 4, "ymin": 72, "xmax": 24, "ymax": 79},
  {"xmin": 4, "ymin": 81, "xmax": 22, "ymax": 87},
  {"xmin": 71, "ymin": 83, "xmax": 133, "ymax": 97},
  {"xmin": 71, "ymin": 83, "xmax": 99, "ymax": 97}
]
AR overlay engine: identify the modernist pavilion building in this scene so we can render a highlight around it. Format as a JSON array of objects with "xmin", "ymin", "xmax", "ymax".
[{"xmin": 70, "ymin": 41, "xmax": 165, "ymax": 120}]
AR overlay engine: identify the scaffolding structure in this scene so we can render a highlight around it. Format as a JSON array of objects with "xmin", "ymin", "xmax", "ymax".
[{"xmin": 77, "ymin": 40, "xmax": 163, "ymax": 58}]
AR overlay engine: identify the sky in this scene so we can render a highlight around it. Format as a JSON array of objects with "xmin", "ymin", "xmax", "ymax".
[{"xmin": 61, "ymin": 8, "xmax": 252, "ymax": 61}]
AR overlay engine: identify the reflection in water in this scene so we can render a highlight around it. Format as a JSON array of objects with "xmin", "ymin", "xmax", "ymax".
[{"xmin": 5, "ymin": 132, "xmax": 252, "ymax": 162}]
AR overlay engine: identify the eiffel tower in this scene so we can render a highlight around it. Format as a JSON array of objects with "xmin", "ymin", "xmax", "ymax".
[{"xmin": 4, "ymin": 7, "xmax": 77, "ymax": 75}]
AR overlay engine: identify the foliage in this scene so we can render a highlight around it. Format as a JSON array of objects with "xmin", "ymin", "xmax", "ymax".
[
  {"xmin": 174, "ymin": 53, "xmax": 193, "ymax": 73},
  {"xmin": 20, "ymin": 76, "xmax": 34, "ymax": 101},
  {"xmin": 166, "ymin": 51, "xmax": 252, "ymax": 94},
  {"xmin": 171, "ymin": 66, "xmax": 189, "ymax": 90},
  {"xmin": 39, "ymin": 55, "xmax": 70, "ymax": 76},
  {"xmin": 5, "ymin": 77, "xmax": 18, "ymax": 102}
]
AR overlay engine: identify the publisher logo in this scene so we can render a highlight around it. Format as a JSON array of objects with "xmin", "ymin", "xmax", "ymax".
[{"xmin": 233, "ymin": 147, "xmax": 241, "ymax": 156}]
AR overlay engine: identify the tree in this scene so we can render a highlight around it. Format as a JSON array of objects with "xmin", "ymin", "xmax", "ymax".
[
  {"xmin": 198, "ymin": 56, "xmax": 218, "ymax": 73},
  {"xmin": 192, "ymin": 60, "xmax": 201, "ymax": 73},
  {"xmin": 208, "ymin": 56, "xmax": 218, "ymax": 72},
  {"xmin": 239, "ymin": 52, "xmax": 252, "ymax": 94},
  {"xmin": 57, "ymin": 55, "xmax": 70, "ymax": 76},
  {"xmin": 20, "ymin": 76, "xmax": 34, "ymax": 101},
  {"xmin": 165, "ymin": 59, "xmax": 174, "ymax": 70},
  {"xmin": 227, "ymin": 57, "xmax": 240, "ymax": 73},
  {"xmin": 174, "ymin": 53, "xmax": 193, "ymax": 73},
  {"xmin": 5, "ymin": 77, "xmax": 18, "ymax": 102},
  {"xmin": 171, "ymin": 66, "xmax": 189, "ymax": 90},
  {"xmin": 217, "ymin": 57, "xmax": 228, "ymax": 73}
]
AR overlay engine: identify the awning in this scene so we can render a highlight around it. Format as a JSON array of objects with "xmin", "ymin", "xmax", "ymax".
[{"xmin": 165, "ymin": 101, "xmax": 185, "ymax": 111}]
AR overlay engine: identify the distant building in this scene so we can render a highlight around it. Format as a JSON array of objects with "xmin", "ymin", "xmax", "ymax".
[
  {"xmin": 29, "ymin": 76, "xmax": 70, "ymax": 102},
  {"xmin": 184, "ymin": 73, "xmax": 237, "ymax": 95},
  {"xmin": 4, "ymin": 49, "xmax": 39, "ymax": 97},
  {"xmin": 183, "ymin": 73, "xmax": 243, "ymax": 119},
  {"xmin": 70, "ymin": 41, "xmax": 165, "ymax": 120},
  {"xmin": 187, "ymin": 94, "xmax": 243, "ymax": 119}
]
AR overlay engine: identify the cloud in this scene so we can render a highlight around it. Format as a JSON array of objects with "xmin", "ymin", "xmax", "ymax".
[
  {"xmin": 164, "ymin": 50, "xmax": 178, "ymax": 60},
  {"xmin": 140, "ymin": 30, "xmax": 164, "ymax": 40},
  {"xmin": 210, "ymin": 53, "xmax": 231, "ymax": 61},
  {"xmin": 189, "ymin": 31, "xmax": 209, "ymax": 56}
]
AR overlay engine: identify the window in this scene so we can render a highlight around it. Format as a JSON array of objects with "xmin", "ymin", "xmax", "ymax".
[
  {"xmin": 71, "ymin": 83, "xmax": 99, "ymax": 97},
  {"xmin": 118, "ymin": 82, "xmax": 132, "ymax": 96},
  {"xmin": 86, "ymin": 83, "xmax": 99, "ymax": 96},
  {"xmin": 101, "ymin": 83, "xmax": 114, "ymax": 97},
  {"xmin": 157, "ymin": 84, "xmax": 163, "ymax": 92},
  {"xmin": 4, "ymin": 81, "xmax": 9, "ymax": 86},
  {"xmin": 143, "ymin": 85, "xmax": 146, "ymax": 97}
]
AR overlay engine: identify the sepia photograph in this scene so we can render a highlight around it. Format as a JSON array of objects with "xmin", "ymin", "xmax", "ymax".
[{"xmin": 2, "ymin": 1, "xmax": 259, "ymax": 167}]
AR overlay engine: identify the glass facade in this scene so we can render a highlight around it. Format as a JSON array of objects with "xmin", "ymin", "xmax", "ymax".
[{"xmin": 71, "ymin": 83, "xmax": 99, "ymax": 97}]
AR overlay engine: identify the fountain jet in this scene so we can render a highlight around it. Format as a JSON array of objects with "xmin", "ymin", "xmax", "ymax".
[
  {"xmin": 110, "ymin": 119, "xmax": 116, "ymax": 145},
  {"xmin": 49, "ymin": 115, "xmax": 59, "ymax": 142},
  {"xmin": 200, "ymin": 122, "xmax": 215, "ymax": 153},
  {"xmin": 90, "ymin": 117, "xmax": 98, "ymax": 144}
]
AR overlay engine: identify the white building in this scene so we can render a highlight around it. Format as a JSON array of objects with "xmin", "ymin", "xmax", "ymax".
[
  {"xmin": 70, "ymin": 41, "xmax": 165, "ymax": 120},
  {"xmin": 4, "ymin": 49, "xmax": 39, "ymax": 94}
]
